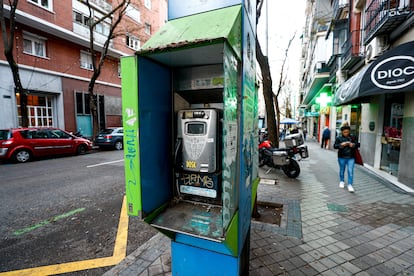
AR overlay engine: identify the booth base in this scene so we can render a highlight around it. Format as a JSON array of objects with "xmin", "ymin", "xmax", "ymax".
[
  {"xmin": 171, "ymin": 241, "xmax": 241, "ymax": 276},
  {"xmin": 151, "ymin": 201, "xmax": 224, "ymax": 241}
]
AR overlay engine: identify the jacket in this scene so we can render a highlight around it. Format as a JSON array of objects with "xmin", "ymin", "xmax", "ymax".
[
  {"xmin": 322, "ymin": 128, "xmax": 331, "ymax": 138},
  {"xmin": 334, "ymin": 135, "xmax": 358, "ymax": 159}
]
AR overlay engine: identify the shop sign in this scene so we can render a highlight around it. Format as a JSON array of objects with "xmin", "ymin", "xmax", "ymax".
[
  {"xmin": 305, "ymin": 111, "xmax": 319, "ymax": 117},
  {"xmin": 371, "ymin": 56, "xmax": 414, "ymax": 90}
]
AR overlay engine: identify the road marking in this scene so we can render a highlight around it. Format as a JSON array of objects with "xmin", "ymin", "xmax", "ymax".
[
  {"xmin": 87, "ymin": 159, "xmax": 124, "ymax": 168},
  {"xmin": 13, "ymin": 208, "xmax": 86, "ymax": 236},
  {"xmin": 0, "ymin": 196, "xmax": 129, "ymax": 275}
]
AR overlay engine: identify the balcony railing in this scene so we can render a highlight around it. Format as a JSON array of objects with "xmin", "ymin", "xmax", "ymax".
[
  {"xmin": 332, "ymin": 0, "xmax": 349, "ymax": 20},
  {"xmin": 364, "ymin": 0, "xmax": 414, "ymax": 43},
  {"xmin": 341, "ymin": 29, "xmax": 364, "ymax": 69},
  {"xmin": 328, "ymin": 54, "xmax": 341, "ymax": 82},
  {"xmin": 89, "ymin": 0, "xmax": 112, "ymax": 13}
]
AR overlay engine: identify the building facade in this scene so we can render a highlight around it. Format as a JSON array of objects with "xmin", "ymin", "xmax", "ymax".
[
  {"xmin": 0, "ymin": 0, "xmax": 167, "ymax": 137},
  {"xmin": 300, "ymin": 0, "xmax": 414, "ymax": 189}
]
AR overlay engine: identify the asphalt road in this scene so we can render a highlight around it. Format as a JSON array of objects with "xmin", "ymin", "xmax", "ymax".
[{"xmin": 0, "ymin": 150, "xmax": 157, "ymax": 275}]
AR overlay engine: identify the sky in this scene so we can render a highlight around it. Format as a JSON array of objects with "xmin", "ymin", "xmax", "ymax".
[{"xmin": 257, "ymin": 0, "xmax": 307, "ymax": 108}]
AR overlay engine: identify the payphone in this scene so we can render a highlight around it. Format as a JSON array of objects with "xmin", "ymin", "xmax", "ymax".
[
  {"xmin": 121, "ymin": 2, "xmax": 258, "ymax": 275},
  {"xmin": 175, "ymin": 108, "xmax": 221, "ymax": 202}
]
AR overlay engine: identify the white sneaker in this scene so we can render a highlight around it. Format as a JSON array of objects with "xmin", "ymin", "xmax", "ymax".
[
  {"xmin": 339, "ymin": 181, "xmax": 345, "ymax": 188},
  {"xmin": 348, "ymin": 185, "xmax": 355, "ymax": 193}
]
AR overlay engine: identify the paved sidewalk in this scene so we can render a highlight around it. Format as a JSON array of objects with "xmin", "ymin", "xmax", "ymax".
[{"xmin": 104, "ymin": 141, "xmax": 414, "ymax": 275}]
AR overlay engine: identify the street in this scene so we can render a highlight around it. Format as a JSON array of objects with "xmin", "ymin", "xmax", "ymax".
[{"xmin": 0, "ymin": 150, "xmax": 156, "ymax": 275}]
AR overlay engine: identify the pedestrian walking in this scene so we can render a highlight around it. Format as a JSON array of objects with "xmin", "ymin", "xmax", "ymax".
[
  {"xmin": 302, "ymin": 128, "xmax": 307, "ymax": 141},
  {"xmin": 321, "ymin": 126, "xmax": 330, "ymax": 148},
  {"xmin": 333, "ymin": 125, "xmax": 358, "ymax": 192}
]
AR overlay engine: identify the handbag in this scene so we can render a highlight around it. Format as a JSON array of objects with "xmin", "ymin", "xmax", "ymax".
[{"xmin": 355, "ymin": 148, "xmax": 363, "ymax": 166}]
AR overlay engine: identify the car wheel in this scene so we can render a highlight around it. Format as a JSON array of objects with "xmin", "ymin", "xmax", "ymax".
[
  {"xmin": 14, "ymin": 149, "xmax": 32, "ymax": 163},
  {"xmin": 114, "ymin": 141, "xmax": 123, "ymax": 150},
  {"xmin": 77, "ymin": 144, "xmax": 88, "ymax": 155}
]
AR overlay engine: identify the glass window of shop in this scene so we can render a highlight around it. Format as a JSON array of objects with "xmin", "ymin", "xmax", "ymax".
[
  {"xmin": 17, "ymin": 94, "xmax": 54, "ymax": 127},
  {"xmin": 336, "ymin": 106, "xmax": 343, "ymax": 138},
  {"xmin": 350, "ymin": 105, "xmax": 361, "ymax": 139},
  {"xmin": 380, "ymin": 93, "xmax": 404, "ymax": 176}
]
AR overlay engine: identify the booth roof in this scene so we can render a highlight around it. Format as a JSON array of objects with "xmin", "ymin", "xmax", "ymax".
[{"xmin": 140, "ymin": 5, "xmax": 241, "ymax": 53}]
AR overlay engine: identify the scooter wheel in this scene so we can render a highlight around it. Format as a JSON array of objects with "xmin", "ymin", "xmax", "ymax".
[{"xmin": 282, "ymin": 160, "xmax": 300, "ymax": 178}]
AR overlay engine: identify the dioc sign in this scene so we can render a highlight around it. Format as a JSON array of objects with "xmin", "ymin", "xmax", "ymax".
[{"xmin": 371, "ymin": 55, "xmax": 414, "ymax": 90}]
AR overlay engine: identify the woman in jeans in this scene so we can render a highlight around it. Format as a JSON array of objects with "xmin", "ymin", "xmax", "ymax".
[{"xmin": 334, "ymin": 125, "xmax": 358, "ymax": 192}]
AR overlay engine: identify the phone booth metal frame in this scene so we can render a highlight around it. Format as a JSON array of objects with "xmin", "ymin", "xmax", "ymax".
[{"xmin": 121, "ymin": 2, "xmax": 258, "ymax": 275}]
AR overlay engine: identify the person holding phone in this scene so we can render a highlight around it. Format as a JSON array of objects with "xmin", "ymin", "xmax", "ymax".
[{"xmin": 333, "ymin": 125, "xmax": 358, "ymax": 192}]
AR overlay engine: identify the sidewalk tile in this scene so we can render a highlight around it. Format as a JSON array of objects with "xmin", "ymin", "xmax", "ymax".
[{"xmin": 308, "ymin": 260, "xmax": 329, "ymax": 273}]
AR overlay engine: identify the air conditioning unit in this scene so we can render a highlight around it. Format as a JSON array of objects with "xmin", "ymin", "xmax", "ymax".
[{"xmin": 365, "ymin": 36, "xmax": 388, "ymax": 63}]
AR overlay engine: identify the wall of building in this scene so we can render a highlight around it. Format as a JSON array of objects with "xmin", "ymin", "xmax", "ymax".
[
  {"xmin": 14, "ymin": 0, "xmax": 73, "ymax": 30},
  {"xmin": 0, "ymin": 64, "xmax": 18, "ymax": 128},
  {"xmin": 360, "ymin": 101, "xmax": 380, "ymax": 166},
  {"xmin": 0, "ymin": 63, "xmax": 64, "ymax": 129},
  {"xmin": 1, "ymin": 0, "xmax": 166, "ymax": 132},
  {"xmin": 399, "ymin": 92, "xmax": 414, "ymax": 188},
  {"xmin": 62, "ymin": 77, "xmax": 121, "ymax": 133}
]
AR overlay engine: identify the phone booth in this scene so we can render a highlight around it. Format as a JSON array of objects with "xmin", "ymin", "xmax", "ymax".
[{"xmin": 121, "ymin": 1, "xmax": 258, "ymax": 275}]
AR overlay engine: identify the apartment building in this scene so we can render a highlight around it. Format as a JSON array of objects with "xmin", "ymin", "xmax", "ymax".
[
  {"xmin": 0, "ymin": 0, "xmax": 167, "ymax": 137},
  {"xmin": 299, "ymin": 0, "xmax": 333, "ymax": 140},
  {"xmin": 300, "ymin": 0, "xmax": 414, "ymax": 188}
]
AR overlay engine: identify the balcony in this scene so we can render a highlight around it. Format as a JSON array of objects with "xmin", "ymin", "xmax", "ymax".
[
  {"xmin": 328, "ymin": 54, "xmax": 340, "ymax": 83},
  {"xmin": 364, "ymin": 0, "xmax": 414, "ymax": 43},
  {"xmin": 341, "ymin": 29, "xmax": 364, "ymax": 70},
  {"xmin": 73, "ymin": 23, "xmax": 110, "ymax": 46},
  {"xmin": 89, "ymin": 0, "xmax": 112, "ymax": 13},
  {"xmin": 315, "ymin": 62, "xmax": 330, "ymax": 74},
  {"xmin": 333, "ymin": 0, "xmax": 349, "ymax": 21}
]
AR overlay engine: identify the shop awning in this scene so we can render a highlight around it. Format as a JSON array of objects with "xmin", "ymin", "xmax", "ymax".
[{"xmin": 334, "ymin": 41, "xmax": 414, "ymax": 105}]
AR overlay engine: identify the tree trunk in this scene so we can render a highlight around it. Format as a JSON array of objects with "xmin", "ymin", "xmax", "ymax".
[
  {"xmin": 85, "ymin": 0, "xmax": 129, "ymax": 141},
  {"xmin": 1, "ymin": 0, "xmax": 29, "ymax": 127},
  {"xmin": 256, "ymin": 39, "xmax": 279, "ymax": 147},
  {"xmin": 88, "ymin": 71, "xmax": 99, "ymax": 141}
]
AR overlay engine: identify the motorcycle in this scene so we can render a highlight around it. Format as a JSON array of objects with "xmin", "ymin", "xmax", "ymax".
[{"xmin": 258, "ymin": 134, "xmax": 309, "ymax": 178}]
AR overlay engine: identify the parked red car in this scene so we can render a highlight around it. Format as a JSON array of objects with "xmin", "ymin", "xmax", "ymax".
[{"xmin": 0, "ymin": 127, "xmax": 93, "ymax": 163}]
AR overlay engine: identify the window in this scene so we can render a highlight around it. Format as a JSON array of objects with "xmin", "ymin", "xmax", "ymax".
[
  {"xmin": 76, "ymin": 92, "xmax": 91, "ymax": 115},
  {"xmin": 23, "ymin": 33, "xmax": 46, "ymax": 58},
  {"xmin": 144, "ymin": 0, "xmax": 151, "ymax": 9},
  {"xmin": 145, "ymin": 23, "xmax": 151, "ymax": 35},
  {"xmin": 29, "ymin": 0, "xmax": 52, "ymax": 10},
  {"xmin": 126, "ymin": 34, "xmax": 140, "ymax": 50},
  {"xmin": 126, "ymin": 5, "xmax": 140, "ymax": 23},
  {"xmin": 95, "ymin": 20, "xmax": 110, "ymax": 36},
  {"xmin": 50, "ymin": 129, "xmax": 71, "ymax": 139},
  {"xmin": 73, "ymin": 11, "xmax": 90, "ymax": 26},
  {"xmin": 16, "ymin": 94, "xmax": 54, "ymax": 127},
  {"xmin": 80, "ymin": 51, "xmax": 93, "ymax": 70}
]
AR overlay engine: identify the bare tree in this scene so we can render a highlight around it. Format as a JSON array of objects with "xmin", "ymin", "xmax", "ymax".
[
  {"xmin": 256, "ymin": 0, "xmax": 278, "ymax": 147},
  {"xmin": 84, "ymin": 0, "xmax": 130, "ymax": 140},
  {"xmin": 1, "ymin": 0, "xmax": 28, "ymax": 127},
  {"xmin": 256, "ymin": 0, "xmax": 296, "ymax": 148},
  {"xmin": 274, "ymin": 32, "xmax": 296, "ymax": 141}
]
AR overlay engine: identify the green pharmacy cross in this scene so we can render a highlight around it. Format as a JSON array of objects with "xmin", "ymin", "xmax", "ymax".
[{"xmin": 315, "ymin": 92, "xmax": 332, "ymax": 108}]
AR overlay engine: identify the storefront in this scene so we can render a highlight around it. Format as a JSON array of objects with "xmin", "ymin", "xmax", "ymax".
[
  {"xmin": 381, "ymin": 94, "xmax": 404, "ymax": 175},
  {"xmin": 334, "ymin": 40, "xmax": 414, "ymax": 188}
]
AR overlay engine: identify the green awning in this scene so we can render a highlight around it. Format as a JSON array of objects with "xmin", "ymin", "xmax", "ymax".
[{"xmin": 141, "ymin": 5, "xmax": 242, "ymax": 59}]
